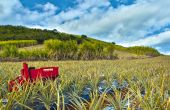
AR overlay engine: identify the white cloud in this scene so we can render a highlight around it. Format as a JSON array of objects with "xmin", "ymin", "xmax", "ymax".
[
  {"xmin": 0, "ymin": 0, "xmax": 58, "ymax": 25},
  {"xmin": 121, "ymin": 31, "xmax": 170, "ymax": 47},
  {"xmin": 0, "ymin": 0, "xmax": 170, "ymax": 54},
  {"xmin": 1, "ymin": 0, "xmax": 170, "ymax": 40},
  {"xmin": 162, "ymin": 51, "xmax": 170, "ymax": 55},
  {"xmin": 120, "ymin": 30, "xmax": 170, "ymax": 55},
  {"xmin": 38, "ymin": 0, "xmax": 170, "ymax": 43},
  {"xmin": 35, "ymin": 2, "xmax": 58, "ymax": 14},
  {"xmin": 0, "ymin": 0, "xmax": 22, "ymax": 21}
]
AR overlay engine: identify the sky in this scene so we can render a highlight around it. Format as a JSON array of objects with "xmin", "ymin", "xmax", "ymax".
[{"xmin": 0, "ymin": 0, "xmax": 170, "ymax": 55}]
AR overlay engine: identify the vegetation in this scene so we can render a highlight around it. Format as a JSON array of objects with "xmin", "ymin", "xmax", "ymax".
[
  {"xmin": 127, "ymin": 46, "xmax": 160, "ymax": 57},
  {"xmin": 0, "ymin": 25, "xmax": 161, "ymax": 58},
  {"xmin": 44, "ymin": 39, "xmax": 78, "ymax": 60},
  {"xmin": 19, "ymin": 49, "xmax": 48, "ymax": 60},
  {"xmin": 0, "ymin": 40, "xmax": 117, "ymax": 60},
  {"xmin": 0, "ymin": 41, "xmax": 161, "ymax": 61},
  {"xmin": 0, "ymin": 57, "xmax": 170, "ymax": 109},
  {"xmin": 0, "ymin": 40, "xmax": 115, "ymax": 61},
  {"xmin": 0, "ymin": 45, "xmax": 19, "ymax": 58},
  {"xmin": 0, "ymin": 40, "xmax": 37, "ymax": 49},
  {"xmin": 0, "ymin": 25, "xmax": 168, "ymax": 110},
  {"xmin": 0, "ymin": 25, "xmax": 89, "ymax": 43}
]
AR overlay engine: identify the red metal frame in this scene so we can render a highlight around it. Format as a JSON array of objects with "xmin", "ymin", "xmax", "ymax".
[{"xmin": 8, "ymin": 63, "xmax": 59, "ymax": 91}]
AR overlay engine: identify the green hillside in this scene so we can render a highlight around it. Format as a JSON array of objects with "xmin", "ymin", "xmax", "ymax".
[
  {"xmin": 0, "ymin": 25, "xmax": 95, "ymax": 44},
  {"xmin": 0, "ymin": 25, "xmax": 161, "ymax": 61}
]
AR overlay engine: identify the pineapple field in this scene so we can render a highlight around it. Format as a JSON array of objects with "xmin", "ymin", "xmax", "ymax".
[{"xmin": 0, "ymin": 56, "xmax": 170, "ymax": 110}]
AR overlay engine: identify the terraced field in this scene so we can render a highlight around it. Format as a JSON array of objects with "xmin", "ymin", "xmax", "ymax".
[{"xmin": 0, "ymin": 56, "xmax": 170, "ymax": 110}]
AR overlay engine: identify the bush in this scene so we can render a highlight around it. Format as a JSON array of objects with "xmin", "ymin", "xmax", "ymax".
[{"xmin": 0, "ymin": 45, "xmax": 19, "ymax": 58}]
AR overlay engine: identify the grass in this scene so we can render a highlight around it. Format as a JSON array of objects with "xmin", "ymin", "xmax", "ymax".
[{"xmin": 0, "ymin": 56, "xmax": 170, "ymax": 109}]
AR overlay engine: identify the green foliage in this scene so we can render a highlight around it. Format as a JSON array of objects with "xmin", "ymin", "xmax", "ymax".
[
  {"xmin": 0, "ymin": 25, "xmax": 162, "ymax": 58},
  {"xmin": 44, "ymin": 39, "xmax": 62, "ymax": 52},
  {"xmin": 104, "ymin": 45, "xmax": 116, "ymax": 59},
  {"xmin": 1, "ymin": 40, "xmax": 115, "ymax": 61},
  {"xmin": 0, "ymin": 25, "xmax": 88, "ymax": 43},
  {"xmin": 0, "ymin": 26, "xmax": 161, "ymax": 60},
  {"xmin": 78, "ymin": 42, "xmax": 117, "ymax": 60},
  {"xmin": 44, "ymin": 39, "xmax": 117, "ymax": 60},
  {"xmin": 0, "ymin": 40, "xmax": 37, "ymax": 49},
  {"xmin": 127, "ymin": 46, "xmax": 160, "ymax": 57},
  {"xmin": 63, "ymin": 40, "xmax": 78, "ymax": 59},
  {"xmin": 0, "ymin": 57, "xmax": 170, "ymax": 109},
  {"xmin": 112, "ymin": 42, "xmax": 116, "ymax": 45},
  {"xmin": 81, "ymin": 35, "xmax": 88, "ymax": 38},
  {"xmin": 19, "ymin": 49, "xmax": 48, "ymax": 60},
  {"xmin": 114, "ymin": 45, "xmax": 127, "ymax": 51},
  {"xmin": 94, "ymin": 43, "xmax": 105, "ymax": 59},
  {"xmin": 0, "ymin": 45, "xmax": 19, "ymax": 58},
  {"xmin": 78, "ymin": 42, "xmax": 96, "ymax": 60},
  {"xmin": 44, "ymin": 39, "xmax": 78, "ymax": 60}
]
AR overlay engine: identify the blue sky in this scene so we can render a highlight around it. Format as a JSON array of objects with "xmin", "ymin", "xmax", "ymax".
[{"xmin": 0, "ymin": 0, "xmax": 170, "ymax": 55}]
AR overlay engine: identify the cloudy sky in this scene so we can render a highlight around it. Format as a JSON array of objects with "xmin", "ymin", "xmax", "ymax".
[{"xmin": 0, "ymin": 0, "xmax": 170, "ymax": 54}]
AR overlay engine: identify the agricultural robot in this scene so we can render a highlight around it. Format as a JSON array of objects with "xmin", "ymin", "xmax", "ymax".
[{"xmin": 8, "ymin": 63, "xmax": 59, "ymax": 91}]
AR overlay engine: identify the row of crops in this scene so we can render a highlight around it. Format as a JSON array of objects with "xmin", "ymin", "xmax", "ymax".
[
  {"xmin": 0, "ymin": 58, "xmax": 170, "ymax": 109},
  {"xmin": 0, "ymin": 39, "xmax": 161, "ymax": 61},
  {"xmin": 0, "ymin": 40, "xmax": 37, "ymax": 49},
  {"xmin": 0, "ymin": 39, "xmax": 117, "ymax": 61}
]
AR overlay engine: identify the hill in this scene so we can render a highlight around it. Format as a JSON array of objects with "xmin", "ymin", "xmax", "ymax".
[
  {"xmin": 0, "ymin": 25, "xmax": 161, "ymax": 61},
  {"xmin": 0, "ymin": 25, "xmax": 102, "ymax": 44}
]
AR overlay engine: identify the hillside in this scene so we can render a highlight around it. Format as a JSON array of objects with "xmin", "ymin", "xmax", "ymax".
[
  {"xmin": 0, "ymin": 25, "xmax": 103, "ymax": 44},
  {"xmin": 0, "ymin": 25, "xmax": 161, "ymax": 61}
]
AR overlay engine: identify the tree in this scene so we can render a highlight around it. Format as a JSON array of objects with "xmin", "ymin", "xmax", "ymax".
[
  {"xmin": 81, "ymin": 35, "xmax": 87, "ymax": 39},
  {"xmin": 112, "ymin": 42, "xmax": 116, "ymax": 45}
]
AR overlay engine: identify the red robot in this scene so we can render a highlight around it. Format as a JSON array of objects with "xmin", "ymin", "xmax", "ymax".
[{"xmin": 8, "ymin": 63, "xmax": 59, "ymax": 91}]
